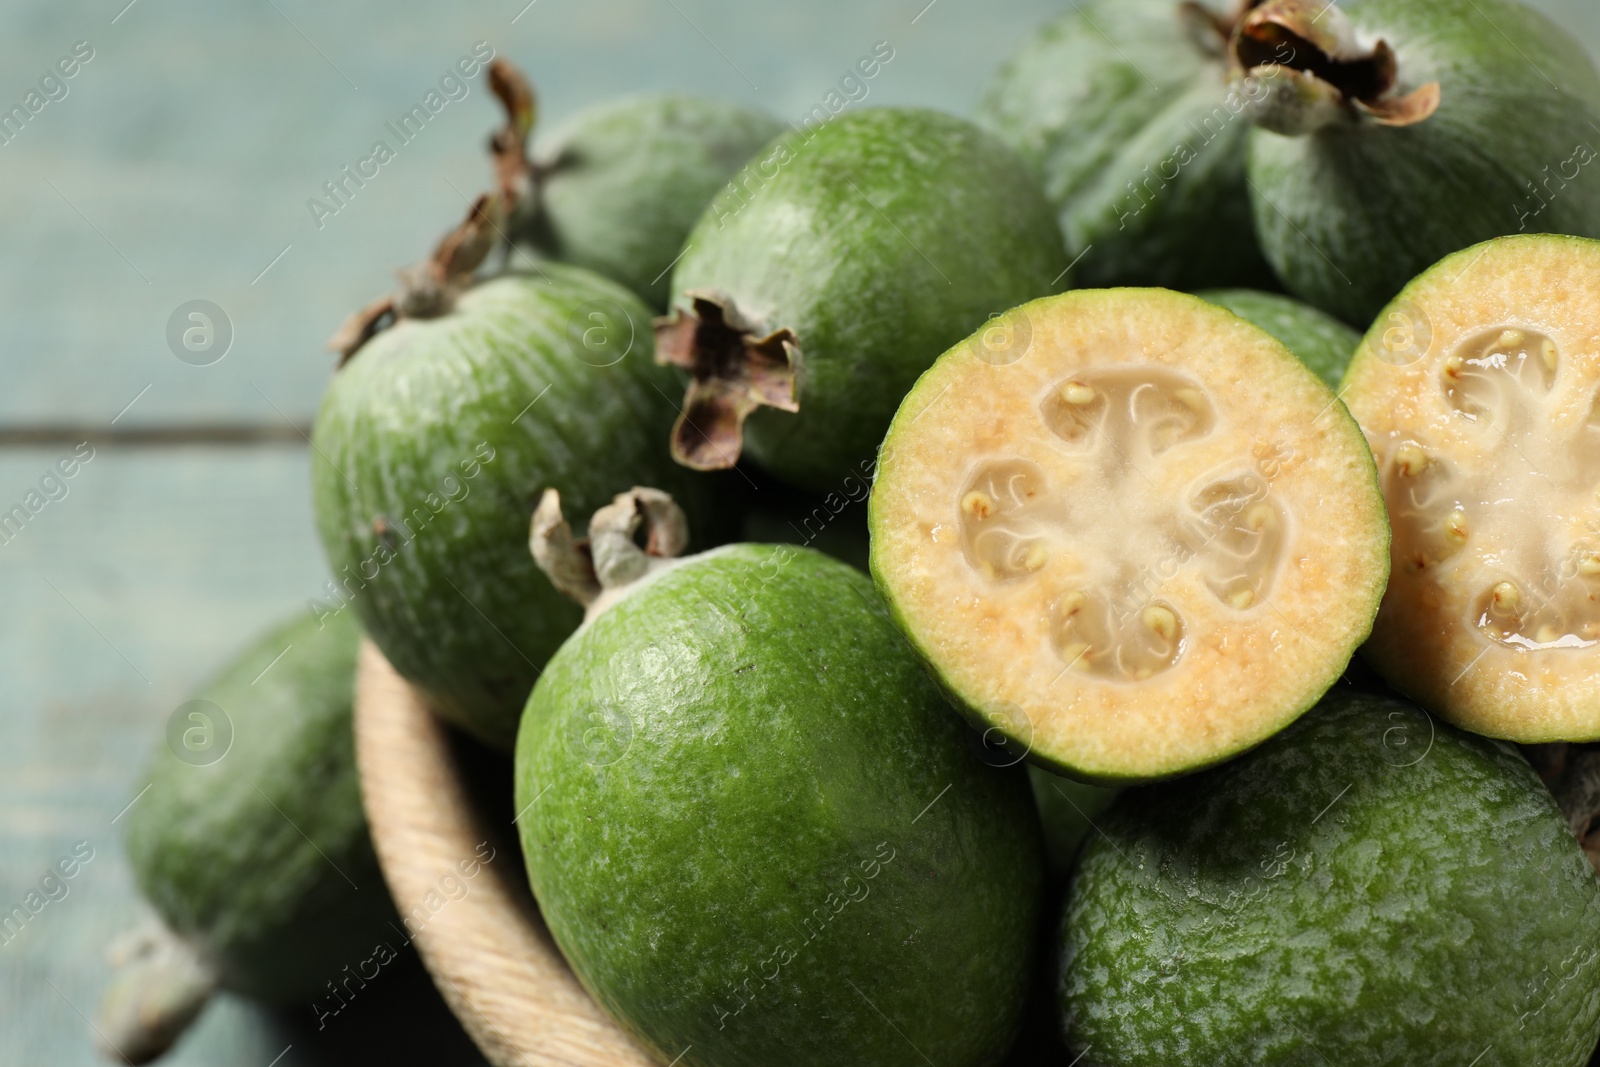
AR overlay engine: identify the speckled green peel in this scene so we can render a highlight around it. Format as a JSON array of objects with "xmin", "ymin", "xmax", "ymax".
[
  {"xmin": 659, "ymin": 107, "xmax": 1068, "ymax": 492},
  {"xmin": 109, "ymin": 612, "xmax": 392, "ymax": 1061},
  {"xmin": 516, "ymin": 538, "xmax": 1044, "ymax": 1067},
  {"xmin": 524, "ymin": 94, "xmax": 784, "ymax": 309},
  {"xmin": 1198, "ymin": 288, "xmax": 1362, "ymax": 388},
  {"xmin": 1241, "ymin": 0, "xmax": 1600, "ymax": 324},
  {"xmin": 311, "ymin": 264, "xmax": 706, "ymax": 749},
  {"xmin": 980, "ymin": 0, "xmax": 1277, "ymax": 291},
  {"xmin": 1060, "ymin": 691, "xmax": 1600, "ymax": 1067}
]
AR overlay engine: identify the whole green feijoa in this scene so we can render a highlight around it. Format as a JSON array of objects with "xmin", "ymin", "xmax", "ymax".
[
  {"xmin": 102, "ymin": 611, "xmax": 392, "ymax": 1064},
  {"xmin": 1061, "ymin": 691, "xmax": 1600, "ymax": 1067},
  {"xmin": 517, "ymin": 489, "xmax": 1045, "ymax": 1067},
  {"xmin": 656, "ymin": 107, "xmax": 1068, "ymax": 493},
  {"xmin": 313, "ymin": 203, "xmax": 704, "ymax": 750},
  {"xmin": 1237, "ymin": 0, "xmax": 1600, "ymax": 325},
  {"xmin": 981, "ymin": 0, "xmax": 1276, "ymax": 290},
  {"xmin": 1198, "ymin": 288, "xmax": 1361, "ymax": 388},
  {"xmin": 524, "ymin": 94, "xmax": 783, "ymax": 310}
]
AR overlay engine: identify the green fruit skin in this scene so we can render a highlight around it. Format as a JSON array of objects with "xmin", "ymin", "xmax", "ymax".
[
  {"xmin": 1198, "ymin": 288, "xmax": 1361, "ymax": 388},
  {"xmin": 311, "ymin": 265, "xmax": 705, "ymax": 750},
  {"xmin": 1026, "ymin": 765, "xmax": 1118, "ymax": 884},
  {"xmin": 670, "ymin": 107, "xmax": 1069, "ymax": 493},
  {"xmin": 980, "ymin": 0, "xmax": 1277, "ymax": 291},
  {"xmin": 530, "ymin": 94, "xmax": 784, "ymax": 309},
  {"xmin": 1247, "ymin": 0, "xmax": 1600, "ymax": 325},
  {"xmin": 1061, "ymin": 690, "xmax": 1600, "ymax": 1067},
  {"xmin": 516, "ymin": 545, "xmax": 1045, "ymax": 1067},
  {"xmin": 124, "ymin": 611, "xmax": 393, "ymax": 1002}
]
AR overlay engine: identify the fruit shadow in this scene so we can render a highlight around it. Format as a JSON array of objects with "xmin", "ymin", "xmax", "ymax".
[{"xmin": 266, "ymin": 727, "xmax": 516, "ymax": 1066}]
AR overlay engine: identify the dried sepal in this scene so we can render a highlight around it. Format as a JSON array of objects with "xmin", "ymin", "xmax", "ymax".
[
  {"xmin": 653, "ymin": 291, "xmax": 800, "ymax": 471},
  {"xmin": 530, "ymin": 487, "xmax": 690, "ymax": 610},
  {"xmin": 488, "ymin": 59, "xmax": 539, "ymax": 218},
  {"xmin": 329, "ymin": 295, "xmax": 399, "ymax": 366},
  {"xmin": 1232, "ymin": 0, "xmax": 1440, "ymax": 134},
  {"xmin": 327, "ymin": 193, "xmax": 506, "ymax": 363},
  {"xmin": 530, "ymin": 489, "xmax": 602, "ymax": 607}
]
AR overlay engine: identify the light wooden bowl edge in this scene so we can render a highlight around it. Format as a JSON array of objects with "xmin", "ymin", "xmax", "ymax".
[{"xmin": 353, "ymin": 638, "xmax": 655, "ymax": 1067}]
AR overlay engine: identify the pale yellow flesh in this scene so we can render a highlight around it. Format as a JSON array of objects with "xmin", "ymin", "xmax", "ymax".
[
  {"xmin": 1343, "ymin": 235, "xmax": 1600, "ymax": 741},
  {"xmin": 873, "ymin": 289, "xmax": 1388, "ymax": 780}
]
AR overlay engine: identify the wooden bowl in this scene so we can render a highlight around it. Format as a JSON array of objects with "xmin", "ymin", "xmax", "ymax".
[{"xmin": 352, "ymin": 638, "xmax": 655, "ymax": 1067}]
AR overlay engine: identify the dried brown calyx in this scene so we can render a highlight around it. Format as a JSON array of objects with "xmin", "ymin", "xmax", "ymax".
[
  {"xmin": 1230, "ymin": 0, "xmax": 1440, "ymax": 135},
  {"xmin": 653, "ymin": 291, "xmax": 800, "ymax": 471},
  {"xmin": 326, "ymin": 192, "xmax": 504, "ymax": 365},
  {"xmin": 327, "ymin": 59, "xmax": 546, "ymax": 366},
  {"xmin": 487, "ymin": 58, "xmax": 545, "ymax": 227},
  {"xmin": 1524, "ymin": 743, "xmax": 1600, "ymax": 876},
  {"xmin": 530, "ymin": 487, "xmax": 690, "ymax": 617}
]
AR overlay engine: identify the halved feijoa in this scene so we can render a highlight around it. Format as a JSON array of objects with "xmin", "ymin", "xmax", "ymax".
[
  {"xmin": 869, "ymin": 288, "xmax": 1389, "ymax": 782},
  {"xmin": 1060, "ymin": 691, "xmax": 1600, "ymax": 1067},
  {"xmin": 1343, "ymin": 234, "xmax": 1600, "ymax": 741}
]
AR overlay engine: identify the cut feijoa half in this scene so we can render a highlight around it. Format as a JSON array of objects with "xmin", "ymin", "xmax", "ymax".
[
  {"xmin": 869, "ymin": 288, "xmax": 1389, "ymax": 782},
  {"xmin": 1342, "ymin": 234, "xmax": 1600, "ymax": 741}
]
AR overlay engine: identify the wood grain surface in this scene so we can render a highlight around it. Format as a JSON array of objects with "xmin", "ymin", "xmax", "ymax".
[{"xmin": 354, "ymin": 638, "xmax": 655, "ymax": 1067}]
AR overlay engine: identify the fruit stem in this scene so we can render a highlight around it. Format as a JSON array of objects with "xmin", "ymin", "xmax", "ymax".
[
  {"xmin": 653, "ymin": 291, "xmax": 801, "ymax": 471},
  {"xmin": 487, "ymin": 59, "xmax": 544, "ymax": 229},
  {"xmin": 327, "ymin": 61, "xmax": 545, "ymax": 365},
  {"xmin": 1231, "ymin": 0, "xmax": 1440, "ymax": 135},
  {"xmin": 531, "ymin": 487, "xmax": 690, "ymax": 615},
  {"xmin": 327, "ymin": 192, "xmax": 505, "ymax": 364},
  {"xmin": 96, "ymin": 920, "xmax": 218, "ymax": 1065}
]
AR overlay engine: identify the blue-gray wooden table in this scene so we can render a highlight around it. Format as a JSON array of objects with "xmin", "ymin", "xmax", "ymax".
[{"xmin": 3, "ymin": 1, "xmax": 1597, "ymax": 1063}]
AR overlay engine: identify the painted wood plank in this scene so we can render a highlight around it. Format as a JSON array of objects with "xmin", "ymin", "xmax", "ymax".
[
  {"xmin": 2, "ymin": 0, "xmax": 1590, "ymax": 428},
  {"xmin": 0, "ymin": 446, "xmax": 485, "ymax": 1064}
]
